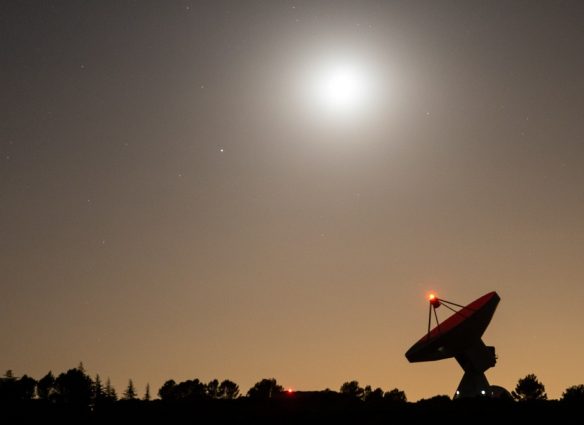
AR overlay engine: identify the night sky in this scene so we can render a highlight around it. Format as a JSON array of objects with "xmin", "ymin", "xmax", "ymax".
[{"xmin": 2, "ymin": 1, "xmax": 584, "ymax": 400}]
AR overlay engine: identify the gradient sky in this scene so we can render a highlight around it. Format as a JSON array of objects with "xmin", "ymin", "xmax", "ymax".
[{"xmin": 2, "ymin": 1, "xmax": 584, "ymax": 401}]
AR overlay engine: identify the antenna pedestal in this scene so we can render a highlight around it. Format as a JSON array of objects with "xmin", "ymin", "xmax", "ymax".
[
  {"xmin": 454, "ymin": 339, "xmax": 496, "ymax": 398},
  {"xmin": 455, "ymin": 371, "xmax": 490, "ymax": 398}
]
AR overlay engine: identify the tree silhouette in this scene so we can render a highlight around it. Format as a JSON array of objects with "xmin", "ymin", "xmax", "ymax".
[
  {"xmin": 340, "ymin": 381, "xmax": 364, "ymax": 400},
  {"xmin": 512, "ymin": 374, "xmax": 547, "ymax": 401},
  {"xmin": 364, "ymin": 386, "xmax": 384, "ymax": 402},
  {"xmin": 54, "ymin": 367, "xmax": 93, "ymax": 405},
  {"xmin": 92, "ymin": 374, "xmax": 106, "ymax": 406},
  {"xmin": 0, "ymin": 370, "xmax": 35, "ymax": 401},
  {"xmin": 207, "ymin": 379, "xmax": 220, "ymax": 398},
  {"xmin": 9, "ymin": 362, "xmax": 584, "ymax": 423},
  {"xmin": 0, "ymin": 370, "xmax": 16, "ymax": 401},
  {"xmin": 561, "ymin": 384, "xmax": 584, "ymax": 403},
  {"xmin": 363, "ymin": 385, "xmax": 372, "ymax": 400},
  {"xmin": 176, "ymin": 379, "xmax": 207, "ymax": 401},
  {"xmin": 104, "ymin": 378, "xmax": 118, "ymax": 402},
  {"xmin": 158, "ymin": 380, "xmax": 177, "ymax": 401},
  {"xmin": 17, "ymin": 375, "xmax": 36, "ymax": 400},
  {"xmin": 247, "ymin": 378, "xmax": 283, "ymax": 399},
  {"xmin": 218, "ymin": 379, "xmax": 240, "ymax": 399},
  {"xmin": 122, "ymin": 379, "xmax": 137, "ymax": 400},
  {"xmin": 177, "ymin": 379, "xmax": 207, "ymax": 400},
  {"xmin": 158, "ymin": 379, "xmax": 207, "ymax": 401},
  {"xmin": 37, "ymin": 371, "xmax": 56, "ymax": 401},
  {"xmin": 384, "ymin": 388, "xmax": 407, "ymax": 403}
]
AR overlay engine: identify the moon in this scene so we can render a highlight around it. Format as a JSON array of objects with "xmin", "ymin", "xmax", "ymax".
[
  {"xmin": 304, "ymin": 57, "xmax": 378, "ymax": 123},
  {"xmin": 315, "ymin": 64, "xmax": 368, "ymax": 110}
]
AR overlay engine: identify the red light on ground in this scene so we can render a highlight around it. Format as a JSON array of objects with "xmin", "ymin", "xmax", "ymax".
[{"xmin": 287, "ymin": 388, "xmax": 294, "ymax": 394}]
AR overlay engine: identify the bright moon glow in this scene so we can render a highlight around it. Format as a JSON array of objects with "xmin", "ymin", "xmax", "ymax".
[
  {"xmin": 315, "ymin": 64, "xmax": 367, "ymax": 111},
  {"xmin": 305, "ymin": 58, "xmax": 377, "ymax": 121}
]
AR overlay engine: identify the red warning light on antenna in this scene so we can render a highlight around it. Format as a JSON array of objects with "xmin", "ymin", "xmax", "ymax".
[{"xmin": 428, "ymin": 293, "xmax": 441, "ymax": 307}]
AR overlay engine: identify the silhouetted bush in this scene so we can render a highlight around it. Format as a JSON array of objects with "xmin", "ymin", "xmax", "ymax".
[
  {"xmin": 218, "ymin": 379, "xmax": 240, "ymax": 399},
  {"xmin": 416, "ymin": 394, "xmax": 451, "ymax": 406},
  {"xmin": 0, "ymin": 370, "xmax": 37, "ymax": 401},
  {"xmin": 384, "ymin": 387, "xmax": 407, "ymax": 403},
  {"xmin": 247, "ymin": 378, "xmax": 283, "ymax": 399},
  {"xmin": 158, "ymin": 379, "xmax": 208, "ymax": 401},
  {"xmin": 158, "ymin": 379, "xmax": 177, "ymax": 401},
  {"xmin": 340, "ymin": 380, "xmax": 365, "ymax": 400},
  {"xmin": 364, "ymin": 385, "xmax": 384, "ymax": 402},
  {"xmin": 513, "ymin": 374, "xmax": 547, "ymax": 401},
  {"xmin": 561, "ymin": 384, "xmax": 584, "ymax": 403}
]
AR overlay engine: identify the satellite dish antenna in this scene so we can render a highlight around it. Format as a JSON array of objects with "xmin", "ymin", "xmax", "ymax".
[{"xmin": 405, "ymin": 291, "xmax": 501, "ymax": 398}]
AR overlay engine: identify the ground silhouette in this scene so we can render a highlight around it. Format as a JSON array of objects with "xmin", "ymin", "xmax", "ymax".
[{"xmin": 1, "ymin": 367, "xmax": 583, "ymax": 424}]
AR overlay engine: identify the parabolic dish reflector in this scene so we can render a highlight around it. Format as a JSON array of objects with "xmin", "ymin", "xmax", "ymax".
[
  {"xmin": 406, "ymin": 291, "xmax": 500, "ymax": 362},
  {"xmin": 405, "ymin": 291, "xmax": 502, "ymax": 398}
]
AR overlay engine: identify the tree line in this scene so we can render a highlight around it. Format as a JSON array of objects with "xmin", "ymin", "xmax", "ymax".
[
  {"xmin": 1, "ymin": 364, "xmax": 584, "ymax": 406},
  {"xmin": 0, "ymin": 364, "xmax": 408, "ymax": 406}
]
